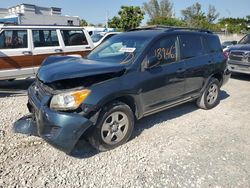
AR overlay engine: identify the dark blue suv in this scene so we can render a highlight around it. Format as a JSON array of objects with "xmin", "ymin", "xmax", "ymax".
[{"xmin": 14, "ymin": 26, "xmax": 231, "ymax": 153}]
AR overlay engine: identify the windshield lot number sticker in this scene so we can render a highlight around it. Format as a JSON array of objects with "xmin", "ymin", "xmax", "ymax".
[{"xmin": 119, "ymin": 47, "xmax": 136, "ymax": 53}]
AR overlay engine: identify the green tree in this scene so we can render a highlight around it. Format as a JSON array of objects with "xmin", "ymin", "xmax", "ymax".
[
  {"xmin": 108, "ymin": 6, "xmax": 144, "ymax": 31},
  {"xmin": 218, "ymin": 17, "xmax": 247, "ymax": 33},
  {"xmin": 143, "ymin": 0, "xmax": 173, "ymax": 20},
  {"xmin": 147, "ymin": 17, "xmax": 184, "ymax": 26},
  {"xmin": 79, "ymin": 19, "xmax": 88, "ymax": 26},
  {"xmin": 181, "ymin": 2, "xmax": 205, "ymax": 26},
  {"xmin": 181, "ymin": 3, "xmax": 220, "ymax": 29},
  {"xmin": 207, "ymin": 5, "xmax": 219, "ymax": 23},
  {"xmin": 108, "ymin": 16, "xmax": 121, "ymax": 28}
]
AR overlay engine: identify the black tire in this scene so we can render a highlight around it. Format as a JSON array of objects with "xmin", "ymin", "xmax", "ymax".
[
  {"xmin": 88, "ymin": 101, "xmax": 134, "ymax": 152},
  {"xmin": 196, "ymin": 78, "xmax": 220, "ymax": 110}
]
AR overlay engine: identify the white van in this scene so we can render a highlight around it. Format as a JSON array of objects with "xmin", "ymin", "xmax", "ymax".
[{"xmin": 0, "ymin": 24, "xmax": 94, "ymax": 80}]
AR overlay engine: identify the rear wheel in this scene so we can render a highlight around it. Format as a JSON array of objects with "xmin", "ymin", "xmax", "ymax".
[
  {"xmin": 88, "ymin": 101, "xmax": 134, "ymax": 152},
  {"xmin": 196, "ymin": 78, "xmax": 220, "ymax": 110}
]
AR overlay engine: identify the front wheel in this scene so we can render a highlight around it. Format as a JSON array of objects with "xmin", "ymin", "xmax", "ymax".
[
  {"xmin": 196, "ymin": 78, "xmax": 220, "ymax": 110},
  {"xmin": 88, "ymin": 101, "xmax": 134, "ymax": 152}
]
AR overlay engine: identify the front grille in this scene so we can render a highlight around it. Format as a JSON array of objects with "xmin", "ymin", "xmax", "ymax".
[
  {"xmin": 34, "ymin": 80, "xmax": 52, "ymax": 101},
  {"xmin": 230, "ymin": 51, "xmax": 244, "ymax": 56},
  {"xmin": 229, "ymin": 51, "xmax": 250, "ymax": 62},
  {"xmin": 229, "ymin": 55, "xmax": 242, "ymax": 61}
]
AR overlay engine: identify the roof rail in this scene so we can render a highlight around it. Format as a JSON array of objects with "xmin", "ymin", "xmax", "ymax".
[
  {"xmin": 167, "ymin": 27, "xmax": 213, "ymax": 34},
  {"xmin": 0, "ymin": 23, "xmax": 81, "ymax": 27},
  {"xmin": 128, "ymin": 25, "xmax": 172, "ymax": 31},
  {"xmin": 0, "ymin": 22, "xmax": 18, "ymax": 26},
  {"xmin": 129, "ymin": 25, "xmax": 213, "ymax": 34}
]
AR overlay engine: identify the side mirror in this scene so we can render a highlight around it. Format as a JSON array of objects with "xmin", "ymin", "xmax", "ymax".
[{"xmin": 146, "ymin": 56, "xmax": 159, "ymax": 69}]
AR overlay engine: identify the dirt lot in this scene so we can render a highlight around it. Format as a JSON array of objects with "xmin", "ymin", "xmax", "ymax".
[{"xmin": 0, "ymin": 75, "xmax": 250, "ymax": 187}]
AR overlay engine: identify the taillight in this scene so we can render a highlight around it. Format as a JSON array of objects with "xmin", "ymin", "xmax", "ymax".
[{"xmin": 223, "ymin": 51, "xmax": 229, "ymax": 59}]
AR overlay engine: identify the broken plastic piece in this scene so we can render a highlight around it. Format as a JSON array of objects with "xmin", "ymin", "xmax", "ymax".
[{"xmin": 12, "ymin": 114, "xmax": 38, "ymax": 136}]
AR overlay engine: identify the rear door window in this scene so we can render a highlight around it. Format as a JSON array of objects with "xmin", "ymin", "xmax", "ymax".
[
  {"xmin": 0, "ymin": 30, "xmax": 28, "ymax": 49},
  {"xmin": 179, "ymin": 34, "xmax": 204, "ymax": 59},
  {"xmin": 32, "ymin": 30, "xmax": 59, "ymax": 47},
  {"xmin": 202, "ymin": 35, "xmax": 222, "ymax": 53},
  {"xmin": 60, "ymin": 30, "xmax": 88, "ymax": 46}
]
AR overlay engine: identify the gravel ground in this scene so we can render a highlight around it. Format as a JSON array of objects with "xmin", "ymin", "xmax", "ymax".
[{"xmin": 0, "ymin": 75, "xmax": 250, "ymax": 188}]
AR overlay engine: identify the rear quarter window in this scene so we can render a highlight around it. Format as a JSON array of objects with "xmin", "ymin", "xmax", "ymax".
[
  {"xmin": 202, "ymin": 35, "xmax": 222, "ymax": 53},
  {"xmin": 60, "ymin": 30, "xmax": 88, "ymax": 46},
  {"xmin": 179, "ymin": 34, "xmax": 204, "ymax": 59}
]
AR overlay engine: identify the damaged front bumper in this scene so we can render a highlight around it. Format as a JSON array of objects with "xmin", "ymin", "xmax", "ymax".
[{"xmin": 13, "ymin": 83, "xmax": 93, "ymax": 154}]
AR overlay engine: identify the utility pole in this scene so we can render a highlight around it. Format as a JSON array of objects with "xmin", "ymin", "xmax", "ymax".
[{"xmin": 106, "ymin": 11, "xmax": 108, "ymax": 29}]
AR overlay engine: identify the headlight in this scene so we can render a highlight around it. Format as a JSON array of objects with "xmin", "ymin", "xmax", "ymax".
[{"xmin": 50, "ymin": 89, "xmax": 90, "ymax": 111}]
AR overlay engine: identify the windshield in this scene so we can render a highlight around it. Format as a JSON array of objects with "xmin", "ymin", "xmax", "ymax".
[
  {"xmin": 87, "ymin": 34, "xmax": 150, "ymax": 64},
  {"xmin": 91, "ymin": 33, "xmax": 103, "ymax": 43},
  {"xmin": 238, "ymin": 35, "xmax": 250, "ymax": 44}
]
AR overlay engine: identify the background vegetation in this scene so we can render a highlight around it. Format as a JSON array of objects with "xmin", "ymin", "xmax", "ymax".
[{"xmin": 80, "ymin": 0, "xmax": 250, "ymax": 33}]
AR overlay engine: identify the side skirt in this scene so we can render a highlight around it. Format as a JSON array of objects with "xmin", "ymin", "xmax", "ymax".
[{"xmin": 142, "ymin": 95, "xmax": 200, "ymax": 118}]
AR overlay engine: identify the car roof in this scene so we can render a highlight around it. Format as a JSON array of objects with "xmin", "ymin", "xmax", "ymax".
[
  {"xmin": 120, "ymin": 29, "xmax": 165, "ymax": 38},
  {"xmin": 0, "ymin": 24, "xmax": 85, "ymax": 30},
  {"xmin": 119, "ymin": 28, "xmax": 214, "ymax": 40}
]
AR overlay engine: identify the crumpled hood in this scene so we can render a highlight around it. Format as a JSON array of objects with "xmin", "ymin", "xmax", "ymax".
[
  {"xmin": 37, "ymin": 57, "xmax": 126, "ymax": 84},
  {"xmin": 228, "ymin": 44, "xmax": 250, "ymax": 51}
]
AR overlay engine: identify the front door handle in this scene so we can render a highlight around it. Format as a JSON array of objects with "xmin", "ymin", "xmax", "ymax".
[
  {"xmin": 55, "ymin": 49, "xmax": 63, "ymax": 53},
  {"xmin": 22, "ymin": 51, "xmax": 32, "ymax": 55},
  {"xmin": 176, "ymin": 68, "xmax": 186, "ymax": 73}
]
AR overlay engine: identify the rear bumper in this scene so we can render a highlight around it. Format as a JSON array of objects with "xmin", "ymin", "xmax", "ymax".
[
  {"xmin": 221, "ymin": 67, "xmax": 231, "ymax": 86},
  {"xmin": 228, "ymin": 60, "xmax": 250, "ymax": 74},
  {"xmin": 24, "ymin": 83, "xmax": 93, "ymax": 153}
]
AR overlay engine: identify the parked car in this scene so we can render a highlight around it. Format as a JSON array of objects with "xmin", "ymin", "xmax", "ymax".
[
  {"xmin": 84, "ymin": 27, "xmax": 115, "ymax": 36},
  {"xmin": 247, "ymin": 20, "xmax": 250, "ymax": 30},
  {"xmin": 91, "ymin": 32, "xmax": 121, "ymax": 47},
  {"xmin": 14, "ymin": 26, "xmax": 231, "ymax": 153},
  {"xmin": 0, "ymin": 24, "xmax": 94, "ymax": 80},
  {"xmin": 221, "ymin": 40, "xmax": 237, "ymax": 49},
  {"xmin": 224, "ymin": 34, "xmax": 250, "ymax": 74}
]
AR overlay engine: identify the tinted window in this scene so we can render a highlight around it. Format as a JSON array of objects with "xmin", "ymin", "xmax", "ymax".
[
  {"xmin": 202, "ymin": 35, "xmax": 222, "ymax": 53},
  {"xmin": 61, "ymin": 30, "xmax": 88, "ymax": 46},
  {"xmin": 147, "ymin": 35, "xmax": 178, "ymax": 65},
  {"xmin": 0, "ymin": 30, "xmax": 28, "ymax": 49},
  {"xmin": 180, "ymin": 34, "xmax": 203, "ymax": 59},
  {"xmin": 32, "ymin": 30, "xmax": 59, "ymax": 47}
]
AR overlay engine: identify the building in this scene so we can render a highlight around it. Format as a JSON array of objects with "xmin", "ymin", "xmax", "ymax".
[{"xmin": 0, "ymin": 4, "xmax": 80, "ymax": 26}]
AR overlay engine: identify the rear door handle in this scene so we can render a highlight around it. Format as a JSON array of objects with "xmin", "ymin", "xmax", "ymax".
[
  {"xmin": 85, "ymin": 46, "xmax": 91, "ymax": 49},
  {"xmin": 55, "ymin": 49, "xmax": 63, "ymax": 53},
  {"xmin": 208, "ymin": 60, "xmax": 214, "ymax": 64},
  {"xmin": 22, "ymin": 51, "xmax": 32, "ymax": 55},
  {"xmin": 176, "ymin": 68, "xmax": 186, "ymax": 73}
]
